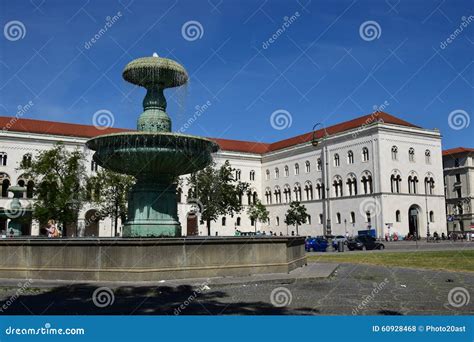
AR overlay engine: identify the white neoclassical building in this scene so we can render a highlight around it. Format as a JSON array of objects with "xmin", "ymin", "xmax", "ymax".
[{"xmin": 0, "ymin": 111, "xmax": 447, "ymax": 238}]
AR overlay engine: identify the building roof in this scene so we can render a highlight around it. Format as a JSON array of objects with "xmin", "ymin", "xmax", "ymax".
[
  {"xmin": 442, "ymin": 147, "xmax": 474, "ymax": 157},
  {"xmin": 0, "ymin": 112, "xmax": 419, "ymax": 154}
]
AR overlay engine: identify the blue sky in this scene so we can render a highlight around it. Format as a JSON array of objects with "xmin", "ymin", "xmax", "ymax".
[{"xmin": 0, "ymin": 0, "xmax": 472, "ymax": 149}]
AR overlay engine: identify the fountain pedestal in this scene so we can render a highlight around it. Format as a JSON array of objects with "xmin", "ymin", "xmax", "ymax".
[{"xmin": 123, "ymin": 179, "xmax": 181, "ymax": 237}]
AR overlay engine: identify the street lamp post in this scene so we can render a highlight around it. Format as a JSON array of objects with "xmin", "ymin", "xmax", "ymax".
[{"xmin": 312, "ymin": 123, "xmax": 330, "ymax": 236}]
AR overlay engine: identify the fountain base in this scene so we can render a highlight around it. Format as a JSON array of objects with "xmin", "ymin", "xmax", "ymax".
[{"xmin": 123, "ymin": 179, "xmax": 181, "ymax": 237}]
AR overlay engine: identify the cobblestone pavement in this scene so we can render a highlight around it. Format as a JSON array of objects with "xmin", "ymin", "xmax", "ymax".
[{"xmin": 0, "ymin": 263, "xmax": 472, "ymax": 315}]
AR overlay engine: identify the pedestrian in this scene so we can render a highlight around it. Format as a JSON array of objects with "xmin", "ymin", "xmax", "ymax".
[{"xmin": 46, "ymin": 219, "xmax": 59, "ymax": 238}]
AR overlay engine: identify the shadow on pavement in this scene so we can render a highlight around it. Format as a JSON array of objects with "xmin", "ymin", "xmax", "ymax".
[{"xmin": 0, "ymin": 284, "xmax": 317, "ymax": 315}]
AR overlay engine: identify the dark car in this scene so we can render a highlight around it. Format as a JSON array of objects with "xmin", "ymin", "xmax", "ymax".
[
  {"xmin": 305, "ymin": 237, "xmax": 328, "ymax": 252},
  {"xmin": 347, "ymin": 235, "xmax": 385, "ymax": 251}
]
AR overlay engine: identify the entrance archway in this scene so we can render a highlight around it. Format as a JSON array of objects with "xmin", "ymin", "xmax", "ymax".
[
  {"xmin": 408, "ymin": 205, "xmax": 421, "ymax": 237},
  {"xmin": 186, "ymin": 213, "xmax": 198, "ymax": 236},
  {"xmin": 84, "ymin": 209, "xmax": 100, "ymax": 237}
]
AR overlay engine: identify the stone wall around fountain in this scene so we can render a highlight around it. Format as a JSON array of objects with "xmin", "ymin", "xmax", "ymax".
[{"xmin": 0, "ymin": 237, "xmax": 306, "ymax": 281}]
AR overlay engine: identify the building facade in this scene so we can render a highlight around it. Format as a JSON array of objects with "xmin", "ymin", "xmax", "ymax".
[
  {"xmin": 443, "ymin": 147, "xmax": 474, "ymax": 234},
  {"xmin": 0, "ymin": 112, "xmax": 447, "ymax": 238}
]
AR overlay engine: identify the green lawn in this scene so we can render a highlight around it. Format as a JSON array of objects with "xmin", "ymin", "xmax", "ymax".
[{"xmin": 307, "ymin": 250, "xmax": 474, "ymax": 273}]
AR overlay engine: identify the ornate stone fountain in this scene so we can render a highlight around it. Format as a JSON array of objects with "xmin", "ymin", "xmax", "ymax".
[{"xmin": 86, "ymin": 54, "xmax": 219, "ymax": 237}]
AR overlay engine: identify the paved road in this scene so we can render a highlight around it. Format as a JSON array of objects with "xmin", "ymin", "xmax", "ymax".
[
  {"xmin": 0, "ymin": 263, "xmax": 472, "ymax": 315},
  {"xmin": 309, "ymin": 240, "xmax": 474, "ymax": 255}
]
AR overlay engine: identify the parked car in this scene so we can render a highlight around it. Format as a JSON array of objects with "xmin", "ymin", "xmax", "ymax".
[
  {"xmin": 331, "ymin": 235, "xmax": 348, "ymax": 250},
  {"xmin": 305, "ymin": 237, "xmax": 328, "ymax": 252},
  {"xmin": 347, "ymin": 235, "xmax": 385, "ymax": 251}
]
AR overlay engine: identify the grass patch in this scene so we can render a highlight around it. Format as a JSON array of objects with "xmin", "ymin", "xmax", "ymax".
[{"xmin": 307, "ymin": 250, "xmax": 474, "ymax": 273}]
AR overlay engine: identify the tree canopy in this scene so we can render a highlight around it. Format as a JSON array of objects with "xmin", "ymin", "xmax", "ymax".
[
  {"xmin": 87, "ymin": 169, "xmax": 134, "ymax": 236},
  {"xmin": 187, "ymin": 160, "xmax": 249, "ymax": 236},
  {"xmin": 284, "ymin": 201, "xmax": 309, "ymax": 236},
  {"xmin": 19, "ymin": 142, "xmax": 86, "ymax": 235},
  {"xmin": 246, "ymin": 198, "xmax": 269, "ymax": 233}
]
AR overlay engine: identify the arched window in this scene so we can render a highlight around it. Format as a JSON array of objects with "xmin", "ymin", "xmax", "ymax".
[
  {"xmin": 0, "ymin": 173, "xmax": 10, "ymax": 197},
  {"xmin": 250, "ymin": 170, "xmax": 255, "ymax": 181},
  {"xmin": 187, "ymin": 188, "xmax": 194, "ymax": 200},
  {"xmin": 362, "ymin": 147, "xmax": 369, "ymax": 162},
  {"xmin": 396, "ymin": 210, "xmax": 401, "ymax": 222},
  {"xmin": 294, "ymin": 163, "xmax": 299, "ymax": 175},
  {"xmin": 334, "ymin": 154, "xmax": 340, "ymax": 167},
  {"xmin": 176, "ymin": 187, "xmax": 182, "ymax": 203},
  {"xmin": 361, "ymin": 172, "xmax": 373, "ymax": 194},
  {"xmin": 235, "ymin": 169, "xmax": 241, "ymax": 180},
  {"xmin": 265, "ymin": 187, "xmax": 272, "ymax": 204},
  {"xmin": 265, "ymin": 169, "xmax": 270, "ymax": 180},
  {"xmin": 0, "ymin": 152, "xmax": 7, "ymax": 166},
  {"xmin": 274, "ymin": 168, "xmax": 279, "ymax": 179},
  {"xmin": 319, "ymin": 214, "xmax": 323, "ymax": 224},
  {"xmin": 336, "ymin": 213, "xmax": 341, "ymax": 224},
  {"xmin": 236, "ymin": 217, "xmax": 241, "ymax": 226},
  {"xmin": 346, "ymin": 174, "xmax": 357, "ymax": 196},
  {"xmin": 284, "ymin": 165, "xmax": 289, "ymax": 177},
  {"xmin": 429, "ymin": 211, "xmax": 434, "ymax": 222},
  {"xmin": 274, "ymin": 186, "xmax": 281, "ymax": 204},
  {"xmin": 425, "ymin": 150, "xmax": 431, "ymax": 164},
  {"xmin": 390, "ymin": 171, "xmax": 402, "ymax": 193},
  {"xmin": 276, "ymin": 216, "xmax": 280, "ymax": 226},
  {"xmin": 22, "ymin": 153, "xmax": 32, "ymax": 167},
  {"xmin": 293, "ymin": 183, "xmax": 301, "ymax": 201},
  {"xmin": 317, "ymin": 158, "xmax": 322, "ymax": 171},
  {"xmin": 391, "ymin": 146, "xmax": 398, "ymax": 160},
  {"xmin": 424, "ymin": 176, "xmax": 435, "ymax": 195},
  {"xmin": 408, "ymin": 174, "xmax": 418, "ymax": 194},
  {"xmin": 350, "ymin": 212, "xmax": 355, "ymax": 223},
  {"xmin": 409, "ymin": 148, "xmax": 415, "ymax": 162},
  {"xmin": 307, "ymin": 215, "xmax": 311, "ymax": 225},
  {"xmin": 305, "ymin": 160, "xmax": 310, "ymax": 173},
  {"xmin": 366, "ymin": 211, "xmax": 371, "ymax": 223},
  {"xmin": 252, "ymin": 191, "xmax": 258, "ymax": 204},
  {"xmin": 283, "ymin": 185, "xmax": 291, "ymax": 203},
  {"xmin": 222, "ymin": 217, "xmax": 226, "ymax": 226},
  {"xmin": 333, "ymin": 176, "xmax": 343, "ymax": 197},
  {"xmin": 315, "ymin": 181, "xmax": 324, "ymax": 200},
  {"xmin": 347, "ymin": 151, "xmax": 354, "ymax": 164},
  {"xmin": 304, "ymin": 181, "xmax": 313, "ymax": 200}
]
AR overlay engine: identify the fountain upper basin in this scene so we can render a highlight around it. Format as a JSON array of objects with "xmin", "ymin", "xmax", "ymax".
[{"xmin": 86, "ymin": 132, "xmax": 219, "ymax": 178}]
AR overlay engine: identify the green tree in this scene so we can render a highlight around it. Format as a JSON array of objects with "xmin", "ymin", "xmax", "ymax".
[
  {"xmin": 19, "ymin": 142, "xmax": 86, "ymax": 236},
  {"xmin": 284, "ymin": 201, "xmax": 309, "ymax": 236},
  {"xmin": 247, "ymin": 198, "xmax": 269, "ymax": 233},
  {"xmin": 187, "ymin": 160, "xmax": 249, "ymax": 236},
  {"xmin": 88, "ymin": 169, "xmax": 134, "ymax": 236}
]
